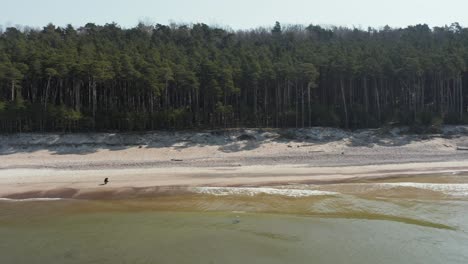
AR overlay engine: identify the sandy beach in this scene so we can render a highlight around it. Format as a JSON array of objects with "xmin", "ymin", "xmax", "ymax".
[{"xmin": 2, "ymin": 126, "xmax": 468, "ymax": 199}]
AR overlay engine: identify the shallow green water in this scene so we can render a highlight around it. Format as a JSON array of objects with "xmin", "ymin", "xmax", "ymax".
[{"xmin": 1, "ymin": 179, "xmax": 468, "ymax": 264}]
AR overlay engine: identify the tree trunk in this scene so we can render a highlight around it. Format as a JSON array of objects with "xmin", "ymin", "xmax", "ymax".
[
  {"xmin": 308, "ymin": 82, "xmax": 312, "ymax": 127},
  {"xmin": 44, "ymin": 76, "xmax": 51, "ymax": 110},
  {"xmin": 363, "ymin": 77, "xmax": 369, "ymax": 126},
  {"xmin": 92, "ymin": 80, "xmax": 97, "ymax": 127},
  {"xmin": 374, "ymin": 78, "xmax": 381, "ymax": 123},
  {"xmin": 301, "ymin": 83, "xmax": 305, "ymax": 128},
  {"xmin": 11, "ymin": 80, "xmax": 15, "ymax": 101},
  {"xmin": 340, "ymin": 78, "xmax": 349, "ymax": 129}
]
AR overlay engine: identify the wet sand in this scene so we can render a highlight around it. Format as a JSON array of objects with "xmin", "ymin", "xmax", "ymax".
[{"xmin": 2, "ymin": 161, "xmax": 468, "ymax": 199}]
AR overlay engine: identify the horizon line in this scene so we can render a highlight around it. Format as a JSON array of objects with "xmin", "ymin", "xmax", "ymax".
[{"xmin": 0, "ymin": 20, "xmax": 465, "ymax": 32}]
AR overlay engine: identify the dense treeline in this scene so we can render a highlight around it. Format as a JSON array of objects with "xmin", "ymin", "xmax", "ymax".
[{"xmin": 0, "ymin": 21, "xmax": 468, "ymax": 132}]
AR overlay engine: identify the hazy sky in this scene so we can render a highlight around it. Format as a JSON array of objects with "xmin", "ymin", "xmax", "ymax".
[{"xmin": 1, "ymin": 0, "xmax": 466, "ymax": 30}]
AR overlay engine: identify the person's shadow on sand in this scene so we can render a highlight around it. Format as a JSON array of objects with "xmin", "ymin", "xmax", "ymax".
[{"xmin": 99, "ymin": 178, "xmax": 109, "ymax": 186}]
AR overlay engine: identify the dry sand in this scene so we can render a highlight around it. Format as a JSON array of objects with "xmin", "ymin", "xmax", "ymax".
[{"xmin": 1, "ymin": 126, "xmax": 468, "ymax": 199}]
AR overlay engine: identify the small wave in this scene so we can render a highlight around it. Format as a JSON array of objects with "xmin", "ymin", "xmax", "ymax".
[
  {"xmin": 0, "ymin": 198, "xmax": 64, "ymax": 202},
  {"xmin": 378, "ymin": 183, "xmax": 468, "ymax": 197},
  {"xmin": 191, "ymin": 187, "xmax": 338, "ymax": 197}
]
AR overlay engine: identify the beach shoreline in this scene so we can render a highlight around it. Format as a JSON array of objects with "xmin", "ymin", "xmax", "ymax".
[{"xmin": 2, "ymin": 126, "xmax": 468, "ymax": 199}]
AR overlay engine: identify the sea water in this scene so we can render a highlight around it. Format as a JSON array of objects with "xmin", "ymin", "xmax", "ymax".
[{"xmin": 1, "ymin": 175, "xmax": 468, "ymax": 264}]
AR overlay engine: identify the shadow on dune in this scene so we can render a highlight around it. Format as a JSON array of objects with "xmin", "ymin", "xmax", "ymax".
[{"xmin": 1, "ymin": 126, "xmax": 467, "ymax": 156}]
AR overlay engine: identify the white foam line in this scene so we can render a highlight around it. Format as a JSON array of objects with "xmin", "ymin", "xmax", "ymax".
[
  {"xmin": 192, "ymin": 187, "xmax": 338, "ymax": 197},
  {"xmin": 378, "ymin": 183, "xmax": 468, "ymax": 197},
  {"xmin": 0, "ymin": 198, "xmax": 64, "ymax": 202}
]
